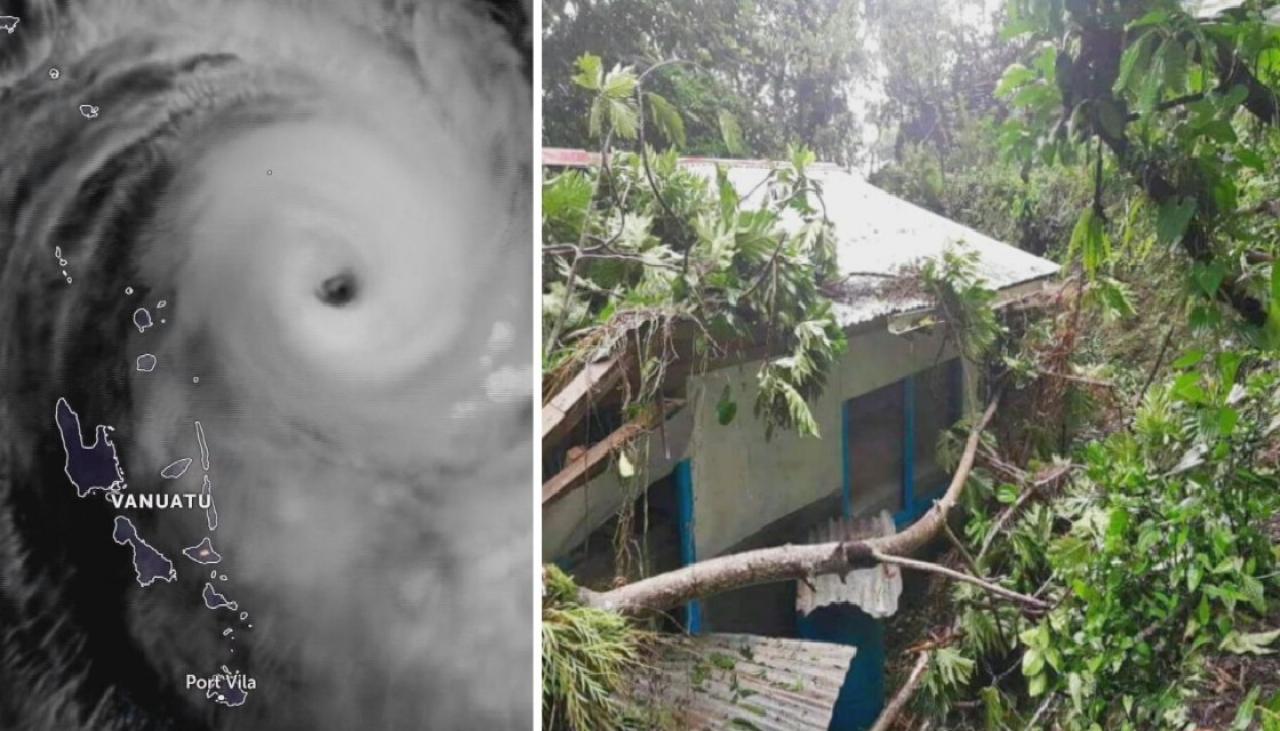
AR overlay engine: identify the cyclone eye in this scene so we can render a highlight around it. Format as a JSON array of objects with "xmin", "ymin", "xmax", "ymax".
[{"xmin": 316, "ymin": 271, "xmax": 359, "ymax": 307}]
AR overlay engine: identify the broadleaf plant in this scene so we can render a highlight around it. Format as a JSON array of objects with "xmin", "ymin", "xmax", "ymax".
[{"xmin": 542, "ymin": 54, "xmax": 847, "ymax": 440}]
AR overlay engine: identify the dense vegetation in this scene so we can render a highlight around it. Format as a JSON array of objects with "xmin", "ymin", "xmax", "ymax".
[
  {"xmin": 542, "ymin": 55, "xmax": 848, "ymax": 438},
  {"xmin": 542, "ymin": 1, "xmax": 1280, "ymax": 728},
  {"xmin": 543, "ymin": 0, "xmax": 866, "ymax": 164}
]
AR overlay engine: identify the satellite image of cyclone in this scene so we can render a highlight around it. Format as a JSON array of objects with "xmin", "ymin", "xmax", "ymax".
[{"xmin": 0, "ymin": 1, "xmax": 532, "ymax": 729}]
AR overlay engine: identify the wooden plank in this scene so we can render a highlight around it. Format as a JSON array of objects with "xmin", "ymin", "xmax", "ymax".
[
  {"xmin": 541, "ymin": 357, "xmax": 624, "ymax": 448},
  {"xmin": 541, "ymin": 400, "xmax": 682, "ymax": 506},
  {"xmin": 541, "ymin": 422, "xmax": 646, "ymax": 506}
]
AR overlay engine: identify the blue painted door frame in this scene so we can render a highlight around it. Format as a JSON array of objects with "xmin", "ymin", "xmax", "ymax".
[{"xmin": 674, "ymin": 459, "xmax": 702, "ymax": 634}]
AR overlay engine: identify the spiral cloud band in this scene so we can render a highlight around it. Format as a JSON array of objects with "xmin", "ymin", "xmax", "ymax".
[{"xmin": 0, "ymin": 1, "xmax": 532, "ymax": 729}]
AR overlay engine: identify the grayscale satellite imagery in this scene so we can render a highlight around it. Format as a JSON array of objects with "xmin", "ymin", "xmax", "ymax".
[{"xmin": 0, "ymin": 1, "xmax": 533, "ymax": 729}]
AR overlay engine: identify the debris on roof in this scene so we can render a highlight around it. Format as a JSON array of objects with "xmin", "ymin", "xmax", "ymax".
[
  {"xmin": 543, "ymin": 148, "xmax": 1060, "ymax": 331},
  {"xmin": 540, "ymin": 149, "xmax": 1061, "ymax": 513},
  {"xmin": 674, "ymin": 159, "xmax": 1061, "ymax": 328},
  {"xmin": 542, "ymin": 397, "xmax": 683, "ymax": 506}
]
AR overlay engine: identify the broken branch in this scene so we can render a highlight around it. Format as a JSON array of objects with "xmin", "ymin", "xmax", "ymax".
[
  {"xmin": 870, "ymin": 550, "xmax": 1050, "ymax": 611},
  {"xmin": 868, "ymin": 651, "xmax": 931, "ymax": 731}
]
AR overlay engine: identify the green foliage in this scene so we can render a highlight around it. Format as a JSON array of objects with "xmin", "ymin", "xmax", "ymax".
[
  {"xmin": 575, "ymin": 54, "xmax": 640, "ymax": 141},
  {"xmin": 717, "ymin": 110, "xmax": 745, "ymax": 157},
  {"xmin": 543, "ymin": 0, "xmax": 867, "ymax": 164},
  {"xmin": 543, "ymin": 566, "xmax": 650, "ymax": 731},
  {"xmin": 872, "ymin": 106, "xmax": 1095, "ymax": 262},
  {"xmin": 922, "ymin": 21, "xmax": 1280, "ymax": 723},
  {"xmin": 995, "ymin": 0, "xmax": 1280, "ymax": 332},
  {"xmin": 865, "ymin": 2, "xmax": 1091, "ymax": 254},
  {"xmin": 925, "ymin": 646, "xmax": 978, "ymax": 700},
  {"xmin": 753, "ymin": 313, "xmax": 843, "ymax": 438},
  {"xmin": 645, "ymin": 92, "xmax": 686, "ymax": 147},
  {"xmin": 1068, "ymin": 206, "xmax": 1111, "ymax": 277},
  {"xmin": 936, "ymin": 348, "xmax": 1280, "ymax": 729},
  {"xmin": 543, "ymin": 63, "xmax": 847, "ymax": 439},
  {"xmin": 920, "ymin": 243, "xmax": 1004, "ymax": 366}
]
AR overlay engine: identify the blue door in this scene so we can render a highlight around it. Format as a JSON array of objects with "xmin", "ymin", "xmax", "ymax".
[{"xmin": 797, "ymin": 604, "xmax": 885, "ymax": 729}]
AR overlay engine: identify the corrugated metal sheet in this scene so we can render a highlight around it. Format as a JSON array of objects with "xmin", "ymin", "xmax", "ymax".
[
  {"xmin": 1181, "ymin": 0, "xmax": 1245, "ymax": 19},
  {"xmin": 543, "ymin": 148, "xmax": 1061, "ymax": 329},
  {"xmin": 796, "ymin": 512, "xmax": 903, "ymax": 619},
  {"xmin": 629, "ymin": 633, "xmax": 856, "ymax": 730}
]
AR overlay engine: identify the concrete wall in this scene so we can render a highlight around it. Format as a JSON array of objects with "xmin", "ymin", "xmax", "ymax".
[{"xmin": 688, "ymin": 326, "xmax": 957, "ymax": 559}]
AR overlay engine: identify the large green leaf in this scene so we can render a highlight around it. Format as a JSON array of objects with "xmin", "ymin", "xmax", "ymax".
[
  {"xmin": 1096, "ymin": 99, "xmax": 1128, "ymax": 140},
  {"xmin": 1156, "ymin": 197, "xmax": 1196, "ymax": 247},
  {"xmin": 1192, "ymin": 260, "xmax": 1226, "ymax": 297},
  {"xmin": 645, "ymin": 92, "xmax": 686, "ymax": 147},
  {"xmin": 601, "ymin": 66, "xmax": 638, "ymax": 100},
  {"xmin": 995, "ymin": 63, "xmax": 1036, "ymax": 99},
  {"xmin": 1114, "ymin": 32, "xmax": 1155, "ymax": 94},
  {"xmin": 606, "ymin": 97, "xmax": 639, "ymax": 139},
  {"xmin": 1162, "ymin": 38, "xmax": 1188, "ymax": 94},
  {"xmin": 716, "ymin": 384, "xmax": 738, "ymax": 426},
  {"xmin": 572, "ymin": 53, "xmax": 603, "ymax": 91},
  {"xmin": 542, "ymin": 171, "xmax": 594, "ymax": 230},
  {"xmin": 718, "ymin": 110, "xmax": 746, "ymax": 156},
  {"xmin": 1069, "ymin": 207, "xmax": 1111, "ymax": 277}
]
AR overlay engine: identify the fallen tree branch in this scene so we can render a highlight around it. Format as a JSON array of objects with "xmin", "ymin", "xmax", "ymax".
[
  {"xmin": 980, "ymin": 444, "xmax": 1027, "ymax": 483},
  {"xmin": 868, "ymin": 463, "xmax": 1066, "ymax": 731},
  {"xmin": 869, "ymin": 651, "xmax": 931, "ymax": 731},
  {"xmin": 871, "ymin": 550, "xmax": 1050, "ymax": 611},
  {"xmin": 580, "ymin": 397, "xmax": 1000, "ymax": 614}
]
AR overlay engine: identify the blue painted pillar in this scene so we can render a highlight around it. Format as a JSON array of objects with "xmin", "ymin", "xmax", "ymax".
[{"xmin": 674, "ymin": 459, "xmax": 702, "ymax": 634}]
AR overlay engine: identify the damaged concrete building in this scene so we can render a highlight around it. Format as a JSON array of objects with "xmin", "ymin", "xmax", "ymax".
[{"xmin": 542, "ymin": 149, "xmax": 1060, "ymax": 728}]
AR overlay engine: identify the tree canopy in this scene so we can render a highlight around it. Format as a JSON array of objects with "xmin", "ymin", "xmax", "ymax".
[{"xmin": 542, "ymin": 0, "xmax": 867, "ymax": 164}]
